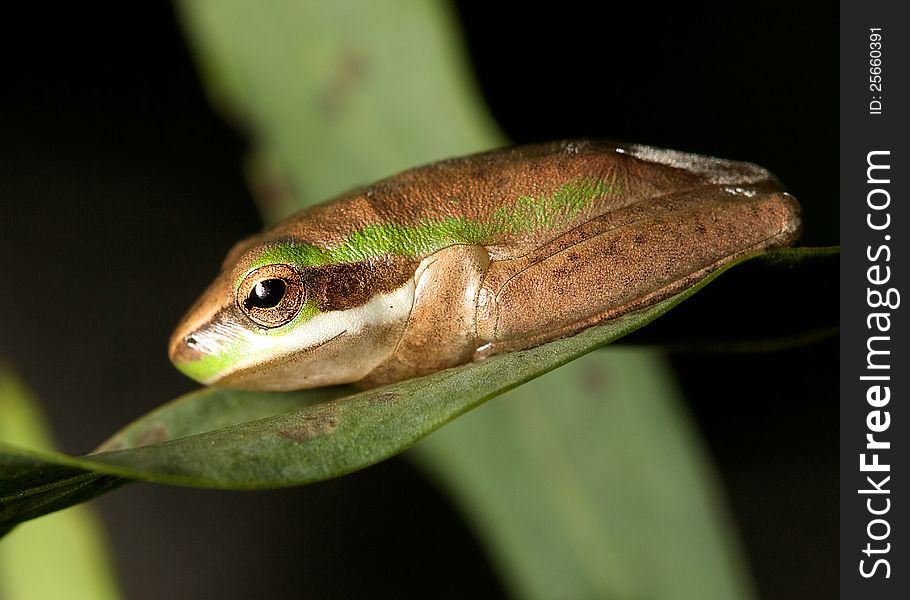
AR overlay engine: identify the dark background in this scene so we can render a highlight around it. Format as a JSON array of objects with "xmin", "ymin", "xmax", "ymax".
[{"xmin": 0, "ymin": 2, "xmax": 837, "ymax": 599}]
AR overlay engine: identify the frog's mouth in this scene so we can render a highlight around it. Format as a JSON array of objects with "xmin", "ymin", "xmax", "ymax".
[
  {"xmin": 187, "ymin": 326, "xmax": 347, "ymax": 380},
  {"xmin": 208, "ymin": 328, "xmax": 350, "ymax": 389}
]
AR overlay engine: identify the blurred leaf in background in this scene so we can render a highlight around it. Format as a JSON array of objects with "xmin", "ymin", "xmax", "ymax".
[
  {"xmin": 415, "ymin": 348, "xmax": 754, "ymax": 599},
  {"xmin": 0, "ymin": 368, "xmax": 123, "ymax": 600},
  {"xmin": 177, "ymin": 0, "xmax": 503, "ymax": 222}
]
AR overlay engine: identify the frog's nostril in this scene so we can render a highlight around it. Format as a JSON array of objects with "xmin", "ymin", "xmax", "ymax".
[{"xmin": 169, "ymin": 330, "xmax": 205, "ymax": 365}]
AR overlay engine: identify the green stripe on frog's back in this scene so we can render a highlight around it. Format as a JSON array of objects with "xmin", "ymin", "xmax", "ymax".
[{"xmin": 240, "ymin": 176, "xmax": 619, "ymax": 288}]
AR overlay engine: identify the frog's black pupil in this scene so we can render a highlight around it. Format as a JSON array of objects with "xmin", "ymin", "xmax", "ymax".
[{"xmin": 245, "ymin": 279, "xmax": 286, "ymax": 309}]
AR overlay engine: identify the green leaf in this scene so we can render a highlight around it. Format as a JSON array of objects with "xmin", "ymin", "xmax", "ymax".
[
  {"xmin": 96, "ymin": 386, "xmax": 350, "ymax": 453},
  {"xmin": 0, "ymin": 368, "xmax": 124, "ymax": 600},
  {"xmin": 413, "ymin": 348, "xmax": 755, "ymax": 600},
  {"xmin": 0, "ymin": 247, "xmax": 832, "ymax": 535}
]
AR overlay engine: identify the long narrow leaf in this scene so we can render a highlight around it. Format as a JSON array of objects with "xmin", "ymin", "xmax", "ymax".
[
  {"xmin": 0, "ymin": 369, "xmax": 123, "ymax": 600},
  {"xmin": 0, "ymin": 247, "xmax": 834, "ymax": 533}
]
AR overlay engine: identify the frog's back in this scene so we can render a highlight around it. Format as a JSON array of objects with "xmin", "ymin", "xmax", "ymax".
[{"xmin": 263, "ymin": 140, "xmax": 782, "ymax": 262}]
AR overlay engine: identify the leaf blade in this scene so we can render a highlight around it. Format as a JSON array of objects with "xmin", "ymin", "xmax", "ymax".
[
  {"xmin": 1, "ymin": 247, "xmax": 833, "ymax": 531},
  {"xmin": 0, "ymin": 368, "xmax": 124, "ymax": 600},
  {"xmin": 413, "ymin": 349, "xmax": 756, "ymax": 599}
]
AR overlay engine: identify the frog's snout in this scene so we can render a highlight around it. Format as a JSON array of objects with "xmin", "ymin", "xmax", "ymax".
[
  {"xmin": 168, "ymin": 330, "xmax": 205, "ymax": 367},
  {"xmin": 167, "ymin": 323, "xmax": 228, "ymax": 385}
]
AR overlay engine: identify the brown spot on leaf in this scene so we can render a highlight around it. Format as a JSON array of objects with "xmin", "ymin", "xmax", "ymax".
[
  {"xmin": 370, "ymin": 392, "xmax": 400, "ymax": 404},
  {"xmin": 583, "ymin": 365, "xmax": 610, "ymax": 393},
  {"xmin": 99, "ymin": 438, "xmax": 127, "ymax": 452},
  {"xmin": 279, "ymin": 412, "xmax": 339, "ymax": 443},
  {"xmin": 136, "ymin": 423, "xmax": 170, "ymax": 447},
  {"xmin": 317, "ymin": 47, "xmax": 368, "ymax": 118}
]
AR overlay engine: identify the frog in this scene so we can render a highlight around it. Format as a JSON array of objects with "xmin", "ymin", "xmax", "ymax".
[{"xmin": 169, "ymin": 140, "xmax": 801, "ymax": 390}]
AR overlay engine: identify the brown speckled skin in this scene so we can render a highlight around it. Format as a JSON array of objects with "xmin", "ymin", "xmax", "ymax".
[
  {"xmin": 225, "ymin": 140, "xmax": 783, "ymax": 266},
  {"xmin": 170, "ymin": 141, "xmax": 802, "ymax": 389}
]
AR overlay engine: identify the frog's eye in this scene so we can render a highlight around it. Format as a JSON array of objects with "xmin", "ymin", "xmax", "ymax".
[{"xmin": 237, "ymin": 264, "xmax": 304, "ymax": 328}]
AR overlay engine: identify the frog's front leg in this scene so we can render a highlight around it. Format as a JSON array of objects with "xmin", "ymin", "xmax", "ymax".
[{"xmin": 359, "ymin": 244, "xmax": 490, "ymax": 387}]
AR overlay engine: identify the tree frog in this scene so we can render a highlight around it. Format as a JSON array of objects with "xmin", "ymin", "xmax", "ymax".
[{"xmin": 169, "ymin": 141, "xmax": 801, "ymax": 390}]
